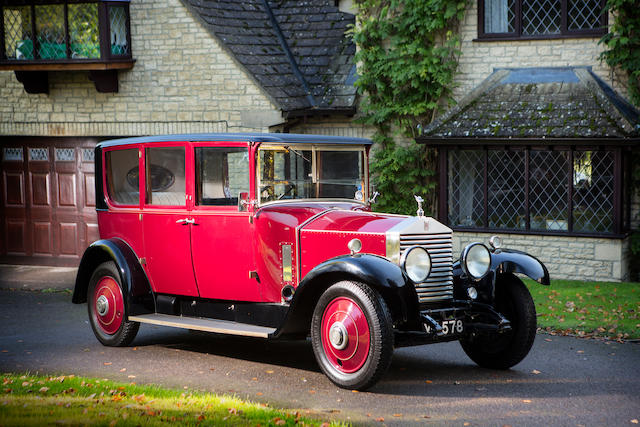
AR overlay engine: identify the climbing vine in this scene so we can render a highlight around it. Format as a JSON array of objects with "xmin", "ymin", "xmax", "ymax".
[
  {"xmin": 599, "ymin": 0, "xmax": 640, "ymax": 107},
  {"xmin": 352, "ymin": 0, "xmax": 468, "ymax": 215}
]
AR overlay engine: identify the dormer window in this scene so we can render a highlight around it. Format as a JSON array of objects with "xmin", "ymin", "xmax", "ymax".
[{"xmin": 0, "ymin": 0, "xmax": 134, "ymax": 93}]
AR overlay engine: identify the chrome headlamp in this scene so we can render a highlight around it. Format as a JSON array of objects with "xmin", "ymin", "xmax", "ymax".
[
  {"xmin": 401, "ymin": 246, "xmax": 432, "ymax": 283},
  {"xmin": 461, "ymin": 242, "xmax": 491, "ymax": 280}
]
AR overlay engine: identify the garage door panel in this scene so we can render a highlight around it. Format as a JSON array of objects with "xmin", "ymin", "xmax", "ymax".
[
  {"xmin": 6, "ymin": 220, "xmax": 26, "ymax": 254},
  {"xmin": 33, "ymin": 222, "xmax": 52, "ymax": 255},
  {"xmin": 57, "ymin": 173, "xmax": 77, "ymax": 207},
  {"xmin": 4, "ymin": 172, "xmax": 25, "ymax": 206},
  {"xmin": 84, "ymin": 173, "xmax": 95, "ymax": 207},
  {"xmin": 30, "ymin": 173, "xmax": 50, "ymax": 206},
  {"xmin": 59, "ymin": 223, "xmax": 78, "ymax": 255}
]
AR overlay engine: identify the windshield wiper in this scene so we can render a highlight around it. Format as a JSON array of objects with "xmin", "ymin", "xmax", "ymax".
[{"xmin": 284, "ymin": 146, "xmax": 310, "ymax": 163}]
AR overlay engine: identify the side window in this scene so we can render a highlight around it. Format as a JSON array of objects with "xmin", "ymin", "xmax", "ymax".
[
  {"xmin": 106, "ymin": 148, "xmax": 139, "ymax": 205},
  {"xmin": 196, "ymin": 147, "xmax": 249, "ymax": 206},
  {"xmin": 145, "ymin": 147, "xmax": 185, "ymax": 206}
]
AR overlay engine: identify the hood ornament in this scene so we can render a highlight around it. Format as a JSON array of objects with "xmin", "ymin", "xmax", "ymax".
[{"xmin": 414, "ymin": 195, "xmax": 424, "ymax": 218}]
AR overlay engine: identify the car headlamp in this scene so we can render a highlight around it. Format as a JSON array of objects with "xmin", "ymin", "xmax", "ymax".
[
  {"xmin": 461, "ymin": 243, "xmax": 491, "ymax": 280},
  {"xmin": 401, "ymin": 246, "xmax": 431, "ymax": 283}
]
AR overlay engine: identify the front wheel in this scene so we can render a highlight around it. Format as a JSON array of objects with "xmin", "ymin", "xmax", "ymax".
[
  {"xmin": 87, "ymin": 261, "xmax": 139, "ymax": 346},
  {"xmin": 311, "ymin": 280, "xmax": 393, "ymax": 390},
  {"xmin": 460, "ymin": 274, "xmax": 537, "ymax": 369}
]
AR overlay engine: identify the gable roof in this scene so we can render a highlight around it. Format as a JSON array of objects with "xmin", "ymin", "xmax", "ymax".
[
  {"xmin": 420, "ymin": 67, "xmax": 640, "ymax": 142},
  {"xmin": 181, "ymin": 0, "xmax": 357, "ymax": 116}
]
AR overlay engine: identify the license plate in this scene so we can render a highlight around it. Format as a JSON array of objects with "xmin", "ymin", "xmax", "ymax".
[{"xmin": 424, "ymin": 318, "xmax": 464, "ymax": 336}]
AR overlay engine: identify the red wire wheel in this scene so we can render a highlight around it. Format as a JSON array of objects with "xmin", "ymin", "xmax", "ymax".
[
  {"xmin": 311, "ymin": 280, "xmax": 394, "ymax": 390},
  {"xmin": 91, "ymin": 275, "xmax": 124, "ymax": 335},
  {"xmin": 320, "ymin": 297, "xmax": 370, "ymax": 373}
]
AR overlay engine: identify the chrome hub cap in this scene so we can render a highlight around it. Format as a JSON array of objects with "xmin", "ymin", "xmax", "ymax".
[
  {"xmin": 96, "ymin": 295, "xmax": 109, "ymax": 317},
  {"xmin": 329, "ymin": 322, "xmax": 348, "ymax": 350}
]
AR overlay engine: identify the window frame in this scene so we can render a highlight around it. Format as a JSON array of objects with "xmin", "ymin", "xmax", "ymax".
[
  {"xmin": 438, "ymin": 145, "xmax": 628, "ymax": 238},
  {"xmin": 477, "ymin": 0, "xmax": 608, "ymax": 41},
  {"xmin": 0, "ymin": 0, "xmax": 132, "ymax": 64}
]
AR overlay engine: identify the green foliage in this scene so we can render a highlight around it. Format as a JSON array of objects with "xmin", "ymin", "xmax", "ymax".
[
  {"xmin": 599, "ymin": 0, "xmax": 640, "ymax": 106},
  {"xmin": 352, "ymin": 0, "xmax": 467, "ymax": 214}
]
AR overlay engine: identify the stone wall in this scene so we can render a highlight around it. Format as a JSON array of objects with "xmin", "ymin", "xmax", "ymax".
[
  {"xmin": 452, "ymin": 231, "xmax": 631, "ymax": 282},
  {"xmin": 454, "ymin": 2, "xmax": 625, "ymax": 102},
  {"xmin": 0, "ymin": 0, "xmax": 282, "ymax": 137},
  {"xmin": 285, "ymin": 117, "xmax": 374, "ymax": 139}
]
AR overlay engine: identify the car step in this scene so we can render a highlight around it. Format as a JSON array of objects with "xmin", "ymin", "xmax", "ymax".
[{"xmin": 128, "ymin": 313, "xmax": 276, "ymax": 338}]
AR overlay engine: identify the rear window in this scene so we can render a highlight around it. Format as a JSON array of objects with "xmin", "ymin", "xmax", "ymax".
[{"xmin": 105, "ymin": 148, "xmax": 139, "ymax": 205}]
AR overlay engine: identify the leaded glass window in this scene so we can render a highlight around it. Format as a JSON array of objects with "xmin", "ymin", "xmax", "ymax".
[
  {"xmin": 479, "ymin": 0, "xmax": 607, "ymax": 38},
  {"xmin": 446, "ymin": 148, "xmax": 621, "ymax": 235},
  {"xmin": 1, "ymin": 1, "xmax": 131, "ymax": 62}
]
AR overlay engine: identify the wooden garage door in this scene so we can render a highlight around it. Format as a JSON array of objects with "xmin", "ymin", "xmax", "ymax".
[{"xmin": 1, "ymin": 137, "xmax": 101, "ymax": 266}]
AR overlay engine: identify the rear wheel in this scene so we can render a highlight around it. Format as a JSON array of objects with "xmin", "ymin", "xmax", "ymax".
[
  {"xmin": 311, "ymin": 280, "xmax": 393, "ymax": 390},
  {"xmin": 460, "ymin": 274, "xmax": 536, "ymax": 369},
  {"xmin": 88, "ymin": 261, "xmax": 139, "ymax": 346}
]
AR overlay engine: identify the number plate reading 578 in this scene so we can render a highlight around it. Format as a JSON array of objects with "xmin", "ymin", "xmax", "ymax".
[{"xmin": 424, "ymin": 319, "xmax": 464, "ymax": 336}]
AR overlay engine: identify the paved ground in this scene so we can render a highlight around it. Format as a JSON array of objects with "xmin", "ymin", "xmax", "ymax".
[{"xmin": 0, "ymin": 266, "xmax": 639, "ymax": 426}]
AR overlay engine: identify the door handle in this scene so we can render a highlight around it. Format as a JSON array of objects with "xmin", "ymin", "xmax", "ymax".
[{"xmin": 176, "ymin": 218, "xmax": 196, "ymax": 225}]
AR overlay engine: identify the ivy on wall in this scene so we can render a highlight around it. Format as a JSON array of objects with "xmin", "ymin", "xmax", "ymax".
[
  {"xmin": 352, "ymin": 0, "xmax": 468, "ymax": 215},
  {"xmin": 599, "ymin": 0, "xmax": 640, "ymax": 107}
]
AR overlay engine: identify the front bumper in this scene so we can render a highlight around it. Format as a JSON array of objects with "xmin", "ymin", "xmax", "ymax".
[{"xmin": 394, "ymin": 300, "xmax": 512, "ymax": 347}]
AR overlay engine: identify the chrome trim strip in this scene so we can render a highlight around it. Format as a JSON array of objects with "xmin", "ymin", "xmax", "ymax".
[{"xmin": 129, "ymin": 314, "xmax": 275, "ymax": 338}]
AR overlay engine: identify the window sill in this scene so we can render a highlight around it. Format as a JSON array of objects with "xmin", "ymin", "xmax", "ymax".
[
  {"xmin": 2, "ymin": 59, "xmax": 135, "ymax": 93},
  {"xmin": 450, "ymin": 226, "xmax": 628, "ymax": 240},
  {"xmin": 473, "ymin": 33, "xmax": 606, "ymax": 43},
  {"xmin": 0, "ymin": 59, "xmax": 135, "ymax": 71}
]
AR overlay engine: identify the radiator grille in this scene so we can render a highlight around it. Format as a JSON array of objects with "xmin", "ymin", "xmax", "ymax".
[{"xmin": 400, "ymin": 232, "xmax": 454, "ymax": 303}]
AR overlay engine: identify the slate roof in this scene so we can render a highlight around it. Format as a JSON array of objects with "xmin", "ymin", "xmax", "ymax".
[
  {"xmin": 181, "ymin": 0, "xmax": 357, "ymax": 115},
  {"xmin": 421, "ymin": 67, "xmax": 640, "ymax": 140}
]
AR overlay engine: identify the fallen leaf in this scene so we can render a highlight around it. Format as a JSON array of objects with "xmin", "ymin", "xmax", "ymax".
[
  {"xmin": 127, "ymin": 375, "xmax": 136, "ymax": 379},
  {"xmin": 375, "ymin": 417, "xmax": 384, "ymax": 422},
  {"xmin": 352, "ymin": 390, "xmax": 359, "ymax": 393},
  {"xmin": 522, "ymin": 399, "xmax": 532, "ymax": 403},
  {"xmin": 103, "ymin": 362, "xmax": 112, "ymax": 366},
  {"xmin": 39, "ymin": 387, "xmax": 49, "ymax": 393},
  {"xmin": 393, "ymin": 413, "xmax": 403, "ymax": 417},
  {"xmin": 252, "ymin": 377, "xmax": 258, "ymax": 381},
  {"xmin": 265, "ymin": 370, "xmax": 274, "ymax": 374},
  {"xmin": 531, "ymin": 370, "xmax": 541, "ymax": 375},
  {"xmin": 464, "ymin": 423, "xmax": 471, "ymax": 426},
  {"xmin": 273, "ymin": 417, "xmax": 285, "ymax": 425},
  {"xmin": 309, "ymin": 390, "xmax": 316, "ymax": 394},
  {"xmin": 256, "ymin": 392, "xmax": 263, "ymax": 396},
  {"xmin": 544, "ymin": 338, "xmax": 552, "ymax": 342},
  {"xmin": 425, "ymin": 380, "xmax": 433, "ymax": 384},
  {"xmin": 631, "ymin": 420, "xmax": 638, "ymax": 424},
  {"xmin": 120, "ymin": 368, "xmax": 126, "ymax": 372}
]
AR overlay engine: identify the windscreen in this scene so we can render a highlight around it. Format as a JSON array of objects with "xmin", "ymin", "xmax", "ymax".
[{"xmin": 258, "ymin": 146, "xmax": 365, "ymax": 203}]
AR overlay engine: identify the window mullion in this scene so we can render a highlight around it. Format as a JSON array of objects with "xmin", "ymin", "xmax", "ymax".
[
  {"xmin": 64, "ymin": 2, "xmax": 71, "ymax": 59},
  {"xmin": 613, "ymin": 148, "xmax": 622, "ymax": 234},
  {"xmin": 0, "ymin": 6, "xmax": 5, "ymax": 61},
  {"xmin": 483, "ymin": 148, "xmax": 489, "ymax": 228},
  {"xmin": 524, "ymin": 148, "xmax": 530, "ymax": 231},
  {"xmin": 515, "ymin": 0, "xmax": 522, "ymax": 36},
  {"xmin": 568, "ymin": 149, "xmax": 574, "ymax": 233},
  {"xmin": 31, "ymin": 4, "xmax": 38, "ymax": 59},
  {"xmin": 561, "ymin": 0, "xmax": 568, "ymax": 35}
]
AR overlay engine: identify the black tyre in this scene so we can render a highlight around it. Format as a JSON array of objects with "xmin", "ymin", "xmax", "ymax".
[
  {"xmin": 311, "ymin": 280, "xmax": 394, "ymax": 390},
  {"xmin": 460, "ymin": 274, "xmax": 537, "ymax": 369},
  {"xmin": 87, "ymin": 261, "xmax": 139, "ymax": 346}
]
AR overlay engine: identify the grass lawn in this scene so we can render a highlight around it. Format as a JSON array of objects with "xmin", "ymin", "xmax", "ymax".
[
  {"xmin": 524, "ymin": 278, "xmax": 640, "ymax": 341},
  {"xmin": 0, "ymin": 373, "xmax": 342, "ymax": 426}
]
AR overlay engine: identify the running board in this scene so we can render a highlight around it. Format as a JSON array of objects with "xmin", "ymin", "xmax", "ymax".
[{"xmin": 128, "ymin": 313, "xmax": 276, "ymax": 338}]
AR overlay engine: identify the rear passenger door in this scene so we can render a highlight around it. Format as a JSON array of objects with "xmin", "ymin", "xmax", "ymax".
[
  {"xmin": 190, "ymin": 144, "xmax": 260, "ymax": 301},
  {"xmin": 142, "ymin": 143, "xmax": 199, "ymax": 297}
]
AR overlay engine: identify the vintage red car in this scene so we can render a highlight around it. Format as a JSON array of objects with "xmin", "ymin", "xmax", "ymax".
[{"xmin": 72, "ymin": 133, "xmax": 549, "ymax": 390}]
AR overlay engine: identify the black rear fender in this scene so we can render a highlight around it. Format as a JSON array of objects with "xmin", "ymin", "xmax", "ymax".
[
  {"xmin": 274, "ymin": 254, "xmax": 419, "ymax": 338},
  {"xmin": 72, "ymin": 238, "xmax": 154, "ymax": 316}
]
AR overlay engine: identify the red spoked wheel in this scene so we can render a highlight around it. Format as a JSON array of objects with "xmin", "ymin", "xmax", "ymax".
[
  {"xmin": 320, "ymin": 297, "xmax": 370, "ymax": 374},
  {"xmin": 311, "ymin": 281, "xmax": 393, "ymax": 390},
  {"xmin": 87, "ymin": 261, "xmax": 139, "ymax": 346}
]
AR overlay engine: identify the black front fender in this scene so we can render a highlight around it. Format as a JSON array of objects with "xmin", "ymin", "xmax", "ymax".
[
  {"xmin": 274, "ymin": 254, "xmax": 419, "ymax": 338},
  {"xmin": 490, "ymin": 249, "xmax": 550, "ymax": 285},
  {"xmin": 72, "ymin": 238, "xmax": 154, "ymax": 316}
]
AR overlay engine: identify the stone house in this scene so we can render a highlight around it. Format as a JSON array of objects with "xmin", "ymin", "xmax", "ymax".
[
  {"xmin": 0, "ymin": 0, "xmax": 368, "ymax": 266},
  {"xmin": 416, "ymin": 0, "xmax": 640, "ymax": 282}
]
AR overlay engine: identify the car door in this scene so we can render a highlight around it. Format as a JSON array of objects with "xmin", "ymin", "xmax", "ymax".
[
  {"xmin": 141, "ymin": 143, "xmax": 199, "ymax": 297},
  {"xmin": 190, "ymin": 144, "xmax": 260, "ymax": 302}
]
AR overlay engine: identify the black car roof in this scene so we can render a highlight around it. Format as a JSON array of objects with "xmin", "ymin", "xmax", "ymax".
[{"xmin": 97, "ymin": 133, "xmax": 372, "ymax": 148}]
